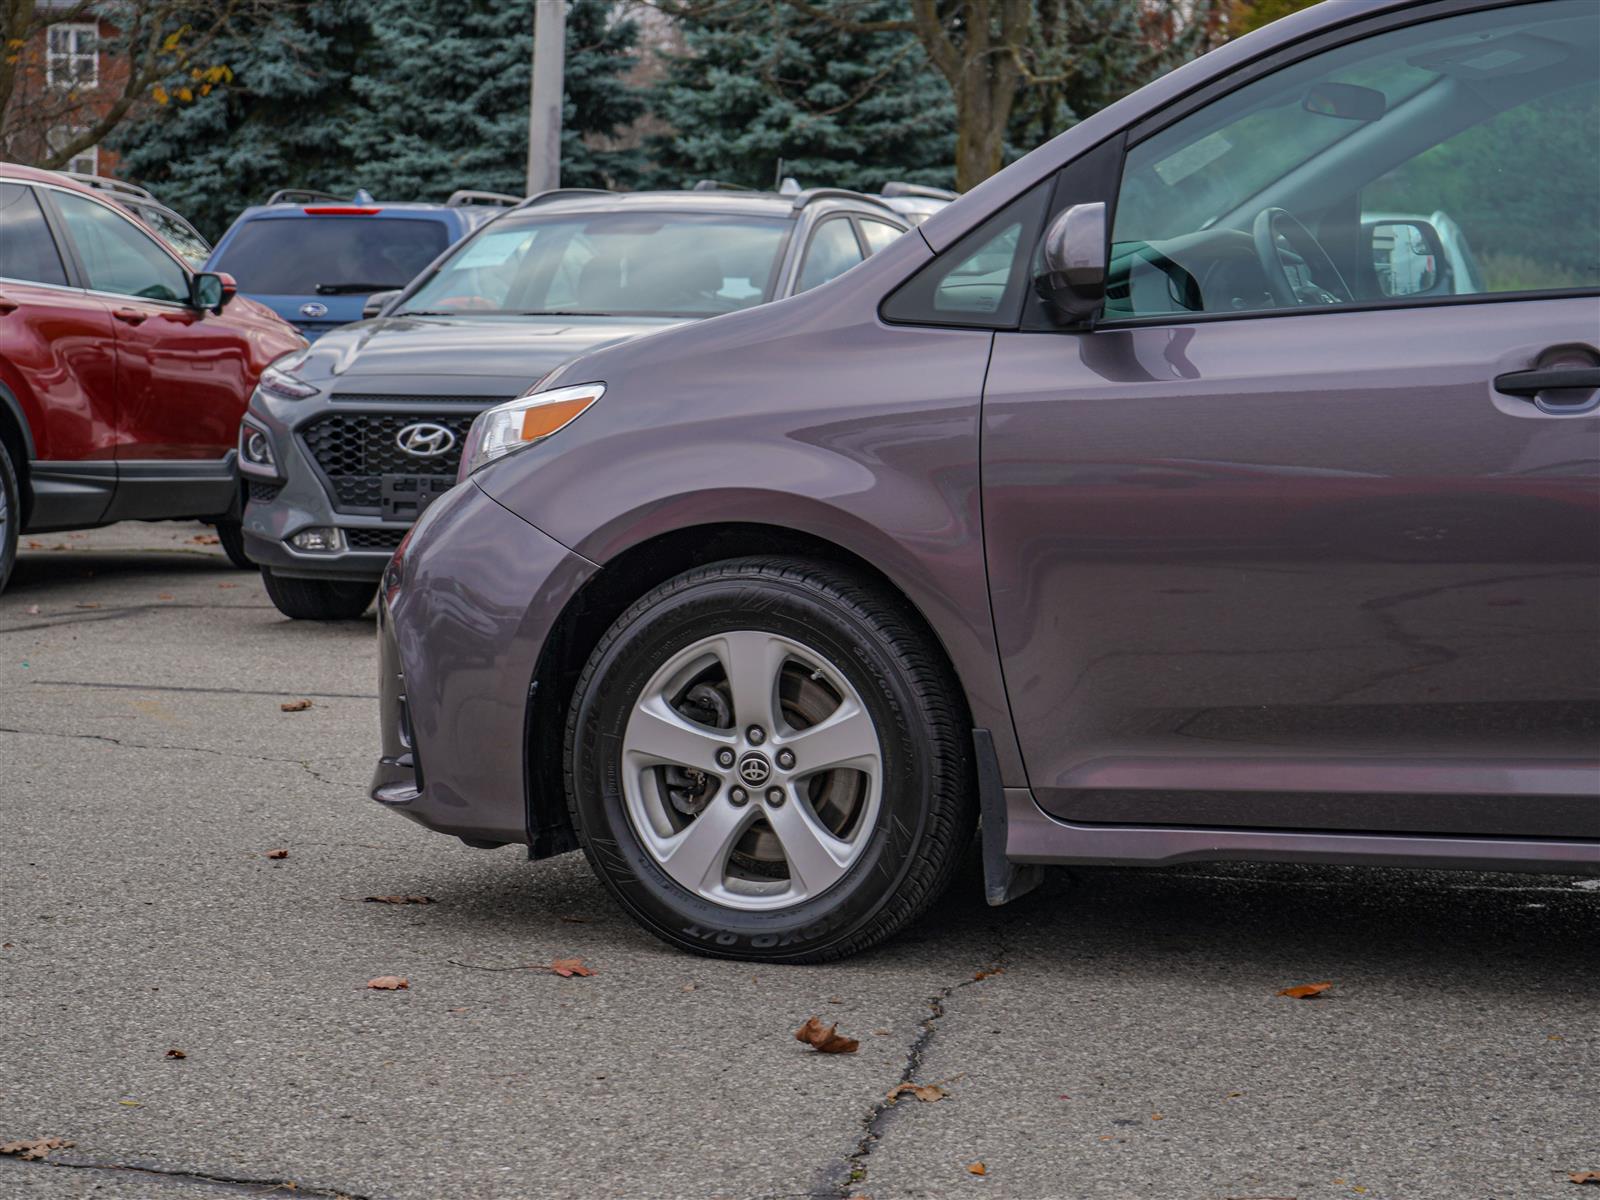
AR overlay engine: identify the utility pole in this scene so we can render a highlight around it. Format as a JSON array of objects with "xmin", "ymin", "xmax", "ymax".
[{"xmin": 527, "ymin": 0, "xmax": 566, "ymax": 195}]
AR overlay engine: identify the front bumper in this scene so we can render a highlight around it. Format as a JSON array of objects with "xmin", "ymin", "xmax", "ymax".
[{"xmin": 369, "ymin": 479, "xmax": 598, "ymax": 846}]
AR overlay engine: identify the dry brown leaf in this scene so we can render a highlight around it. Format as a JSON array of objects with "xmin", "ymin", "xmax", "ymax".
[
  {"xmin": 887, "ymin": 1082, "xmax": 947, "ymax": 1103},
  {"xmin": 218, "ymin": 582, "xmax": 238, "ymax": 589},
  {"xmin": 973, "ymin": 966, "xmax": 1005, "ymax": 982},
  {"xmin": 279, "ymin": 699, "xmax": 313, "ymax": 712},
  {"xmin": 550, "ymin": 958, "xmax": 596, "ymax": 978},
  {"xmin": 366, "ymin": 975, "xmax": 409, "ymax": 990},
  {"xmin": 190, "ymin": 534, "xmax": 220, "ymax": 545},
  {"xmin": 363, "ymin": 895, "xmax": 434, "ymax": 905},
  {"xmin": 967, "ymin": 1162, "xmax": 987, "ymax": 1176},
  {"xmin": 165, "ymin": 1048, "xmax": 186, "ymax": 1059},
  {"xmin": 795, "ymin": 1016, "xmax": 859, "ymax": 1054},
  {"xmin": 1571, "ymin": 1172, "xmax": 1600, "ymax": 1185},
  {"xmin": 1277, "ymin": 981, "xmax": 1333, "ymax": 999},
  {"xmin": 0, "ymin": 1137, "xmax": 74, "ymax": 1161},
  {"xmin": 157, "ymin": 593, "xmax": 174, "ymax": 601},
  {"xmin": 265, "ymin": 849, "xmax": 288, "ymax": 860}
]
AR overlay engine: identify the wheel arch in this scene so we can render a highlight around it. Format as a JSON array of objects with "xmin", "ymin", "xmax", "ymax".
[
  {"xmin": 523, "ymin": 521, "xmax": 987, "ymax": 862},
  {"xmin": 0, "ymin": 381, "xmax": 35, "ymax": 526}
]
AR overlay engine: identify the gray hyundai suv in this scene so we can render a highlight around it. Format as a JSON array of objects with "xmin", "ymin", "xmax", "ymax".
[
  {"xmin": 372, "ymin": 0, "xmax": 1598, "ymax": 961},
  {"xmin": 237, "ymin": 187, "xmax": 908, "ymax": 619}
]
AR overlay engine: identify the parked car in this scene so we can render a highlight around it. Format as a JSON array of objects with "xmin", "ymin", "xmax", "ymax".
[
  {"xmin": 57, "ymin": 172, "xmax": 213, "ymax": 268},
  {"xmin": 238, "ymin": 186, "xmax": 910, "ymax": 619},
  {"xmin": 879, "ymin": 181, "xmax": 958, "ymax": 225},
  {"xmin": 0, "ymin": 165, "xmax": 305, "ymax": 593},
  {"xmin": 370, "ymin": 0, "xmax": 1599, "ymax": 961},
  {"xmin": 204, "ymin": 189, "xmax": 514, "ymax": 341}
]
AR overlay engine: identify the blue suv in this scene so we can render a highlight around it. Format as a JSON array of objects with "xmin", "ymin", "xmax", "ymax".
[{"xmin": 203, "ymin": 189, "xmax": 512, "ymax": 340}]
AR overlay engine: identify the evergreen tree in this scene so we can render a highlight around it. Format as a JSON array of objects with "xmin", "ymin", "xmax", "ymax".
[
  {"xmin": 114, "ymin": 0, "xmax": 644, "ymax": 239},
  {"xmin": 648, "ymin": 0, "xmax": 955, "ymax": 193}
]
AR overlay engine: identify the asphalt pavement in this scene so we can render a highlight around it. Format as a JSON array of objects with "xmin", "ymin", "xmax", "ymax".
[{"xmin": 1, "ymin": 524, "xmax": 1596, "ymax": 1200}]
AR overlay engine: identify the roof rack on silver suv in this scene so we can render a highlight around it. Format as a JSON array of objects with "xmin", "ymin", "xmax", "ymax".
[
  {"xmin": 790, "ymin": 187, "xmax": 899, "ymax": 215},
  {"xmin": 881, "ymin": 182, "xmax": 958, "ymax": 201},
  {"xmin": 446, "ymin": 190, "xmax": 523, "ymax": 208},
  {"xmin": 692, "ymin": 180, "xmax": 754, "ymax": 192},
  {"xmin": 60, "ymin": 171, "xmax": 155, "ymax": 200},
  {"xmin": 514, "ymin": 188, "xmax": 611, "ymax": 209}
]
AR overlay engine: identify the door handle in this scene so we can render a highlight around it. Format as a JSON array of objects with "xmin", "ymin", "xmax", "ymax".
[
  {"xmin": 1494, "ymin": 365, "xmax": 1600, "ymax": 415},
  {"xmin": 112, "ymin": 307, "xmax": 149, "ymax": 325},
  {"xmin": 0, "ymin": 294, "xmax": 17, "ymax": 315}
]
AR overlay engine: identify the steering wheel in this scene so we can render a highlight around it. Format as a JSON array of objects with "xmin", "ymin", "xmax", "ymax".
[{"xmin": 1251, "ymin": 207, "xmax": 1352, "ymax": 308}]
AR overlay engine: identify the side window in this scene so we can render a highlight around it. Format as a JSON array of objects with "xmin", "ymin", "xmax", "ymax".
[
  {"xmin": 51, "ymin": 190, "xmax": 190, "ymax": 302},
  {"xmin": 796, "ymin": 218, "xmax": 863, "ymax": 293},
  {"xmin": 881, "ymin": 180, "xmax": 1051, "ymax": 328},
  {"xmin": 0, "ymin": 184, "xmax": 69, "ymax": 287},
  {"xmin": 860, "ymin": 219, "xmax": 904, "ymax": 255},
  {"xmin": 1107, "ymin": 0, "xmax": 1598, "ymax": 320}
]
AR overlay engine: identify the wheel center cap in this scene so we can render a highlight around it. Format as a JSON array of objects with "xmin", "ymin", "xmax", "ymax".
[{"xmin": 736, "ymin": 752, "xmax": 772, "ymax": 786}]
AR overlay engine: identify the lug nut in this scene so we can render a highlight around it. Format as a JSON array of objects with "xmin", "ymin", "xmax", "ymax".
[
  {"xmin": 729, "ymin": 786, "xmax": 748, "ymax": 806},
  {"xmin": 746, "ymin": 725, "xmax": 766, "ymax": 745},
  {"xmin": 766, "ymin": 787, "xmax": 785, "ymax": 806},
  {"xmin": 716, "ymin": 748, "xmax": 735, "ymax": 768},
  {"xmin": 775, "ymin": 748, "xmax": 795, "ymax": 770}
]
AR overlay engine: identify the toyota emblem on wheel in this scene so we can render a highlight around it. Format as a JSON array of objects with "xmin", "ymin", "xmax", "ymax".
[
  {"xmin": 736, "ymin": 752, "xmax": 771, "ymax": 786},
  {"xmin": 395, "ymin": 423, "xmax": 456, "ymax": 458}
]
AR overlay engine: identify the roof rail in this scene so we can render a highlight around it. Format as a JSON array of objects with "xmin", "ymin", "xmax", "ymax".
[
  {"xmin": 881, "ymin": 181, "xmax": 958, "ymax": 201},
  {"xmin": 60, "ymin": 171, "xmax": 155, "ymax": 200},
  {"xmin": 514, "ymin": 187, "xmax": 611, "ymax": 209},
  {"xmin": 265, "ymin": 188, "xmax": 349, "ymax": 206},
  {"xmin": 446, "ymin": 189, "xmax": 523, "ymax": 208},
  {"xmin": 692, "ymin": 179, "xmax": 753, "ymax": 192},
  {"xmin": 790, "ymin": 187, "xmax": 898, "ymax": 214}
]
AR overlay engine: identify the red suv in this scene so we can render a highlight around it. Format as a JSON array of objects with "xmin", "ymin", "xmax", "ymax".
[{"xmin": 0, "ymin": 165, "xmax": 303, "ymax": 593}]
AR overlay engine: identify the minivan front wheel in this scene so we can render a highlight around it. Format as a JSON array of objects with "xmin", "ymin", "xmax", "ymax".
[{"xmin": 566, "ymin": 558, "xmax": 976, "ymax": 962}]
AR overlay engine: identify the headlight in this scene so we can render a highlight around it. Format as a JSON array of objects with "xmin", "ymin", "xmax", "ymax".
[
  {"xmin": 458, "ymin": 382, "xmax": 604, "ymax": 480},
  {"xmin": 257, "ymin": 351, "xmax": 318, "ymax": 400}
]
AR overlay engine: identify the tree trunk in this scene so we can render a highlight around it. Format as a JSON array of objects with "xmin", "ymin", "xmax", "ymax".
[{"xmin": 953, "ymin": 69, "xmax": 1013, "ymax": 191}]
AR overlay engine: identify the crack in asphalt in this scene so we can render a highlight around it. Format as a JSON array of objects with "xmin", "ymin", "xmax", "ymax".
[
  {"xmin": 5, "ymin": 1154, "xmax": 376, "ymax": 1198},
  {"xmin": 820, "ymin": 933, "xmax": 1010, "ymax": 1198},
  {"xmin": 28, "ymin": 680, "xmax": 379, "ymax": 700},
  {"xmin": 0, "ymin": 725, "xmax": 364, "ymax": 792}
]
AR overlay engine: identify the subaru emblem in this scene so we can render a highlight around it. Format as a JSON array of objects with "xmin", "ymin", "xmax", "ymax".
[
  {"xmin": 395, "ymin": 422, "xmax": 456, "ymax": 458},
  {"xmin": 299, "ymin": 301, "xmax": 329, "ymax": 319}
]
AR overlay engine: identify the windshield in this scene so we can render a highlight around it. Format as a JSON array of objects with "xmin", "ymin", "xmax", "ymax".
[
  {"xmin": 398, "ymin": 211, "xmax": 792, "ymax": 318},
  {"xmin": 212, "ymin": 216, "xmax": 449, "ymax": 294},
  {"xmin": 132, "ymin": 204, "xmax": 210, "ymax": 268}
]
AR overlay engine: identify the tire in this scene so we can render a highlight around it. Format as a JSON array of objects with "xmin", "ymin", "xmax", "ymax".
[
  {"xmin": 214, "ymin": 520, "xmax": 253, "ymax": 570},
  {"xmin": 259, "ymin": 568, "xmax": 376, "ymax": 620},
  {"xmin": 0, "ymin": 438, "xmax": 18, "ymax": 597},
  {"xmin": 565, "ymin": 557, "xmax": 977, "ymax": 963}
]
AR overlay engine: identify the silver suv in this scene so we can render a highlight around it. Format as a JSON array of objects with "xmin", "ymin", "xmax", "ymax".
[{"xmin": 237, "ymin": 187, "xmax": 909, "ymax": 619}]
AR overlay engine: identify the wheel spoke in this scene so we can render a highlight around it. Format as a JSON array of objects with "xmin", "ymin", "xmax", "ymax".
[
  {"xmin": 765, "ymin": 792, "xmax": 855, "ymax": 897},
  {"xmin": 659, "ymin": 796, "xmax": 752, "ymax": 894},
  {"xmin": 718, "ymin": 631, "xmax": 784, "ymax": 734},
  {"xmin": 625, "ymin": 698, "xmax": 732, "ymax": 774},
  {"xmin": 780, "ymin": 699, "xmax": 879, "ymax": 775}
]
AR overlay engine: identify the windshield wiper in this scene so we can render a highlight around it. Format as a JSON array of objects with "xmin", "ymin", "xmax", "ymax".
[
  {"xmin": 315, "ymin": 282, "xmax": 406, "ymax": 295},
  {"xmin": 393, "ymin": 309, "xmax": 462, "ymax": 317}
]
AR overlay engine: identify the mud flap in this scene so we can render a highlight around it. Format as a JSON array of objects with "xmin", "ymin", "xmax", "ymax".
[{"xmin": 974, "ymin": 728, "xmax": 1044, "ymax": 906}]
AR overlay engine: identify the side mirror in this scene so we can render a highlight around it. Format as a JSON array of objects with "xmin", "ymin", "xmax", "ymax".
[
  {"xmin": 363, "ymin": 289, "xmax": 402, "ymax": 320},
  {"xmin": 1034, "ymin": 202, "xmax": 1107, "ymax": 325},
  {"xmin": 1366, "ymin": 218, "xmax": 1449, "ymax": 297},
  {"xmin": 1303, "ymin": 82, "xmax": 1386, "ymax": 123},
  {"xmin": 190, "ymin": 271, "xmax": 235, "ymax": 314}
]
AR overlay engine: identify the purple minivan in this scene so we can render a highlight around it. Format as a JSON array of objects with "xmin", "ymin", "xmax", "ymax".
[{"xmin": 371, "ymin": 0, "xmax": 1599, "ymax": 961}]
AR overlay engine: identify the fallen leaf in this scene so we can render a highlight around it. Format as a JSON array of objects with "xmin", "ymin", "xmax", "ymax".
[
  {"xmin": 363, "ymin": 895, "xmax": 433, "ymax": 905},
  {"xmin": 25, "ymin": 605, "xmax": 39, "ymax": 615},
  {"xmin": 1277, "ymin": 981, "xmax": 1333, "ymax": 999},
  {"xmin": 25, "ymin": 540, "xmax": 42, "ymax": 549},
  {"xmin": 366, "ymin": 975, "xmax": 409, "ymax": 990},
  {"xmin": 795, "ymin": 1016, "xmax": 859, "ymax": 1054},
  {"xmin": 279, "ymin": 699, "xmax": 312, "ymax": 712},
  {"xmin": 1150, "ymin": 1112, "xmax": 1163, "ymax": 1120},
  {"xmin": 218, "ymin": 582, "xmax": 238, "ymax": 589},
  {"xmin": 681, "ymin": 983, "xmax": 697, "ymax": 992},
  {"xmin": 967, "ymin": 1161, "xmax": 987, "ymax": 1176},
  {"xmin": 973, "ymin": 966, "xmax": 1005, "ymax": 981},
  {"xmin": 157, "ymin": 593, "xmax": 174, "ymax": 601},
  {"xmin": 887, "ymin": 1082, "xmax": 947, "ymax": 1103},
  {"xmin": 165, "ymin": 1048, "xmax": 186, "ymax": 1059},
  {"xmin": 265, "ymin": 849, "xmax": 288, "ymax": 860},
  {"xmin": 1571, "ymin": 1172, "xmax": 1600, "ymax": 1185},
  {"xmin": 0, "ymin": 1136, "xmax": 74, "ymax": 1160},
  {"xmin": 549, "ymin": 958, "xmax": 596, "ymax": 978},
  {"xmin": 190, "ymin": 534, "xmax": 220, "ymax": 545}
]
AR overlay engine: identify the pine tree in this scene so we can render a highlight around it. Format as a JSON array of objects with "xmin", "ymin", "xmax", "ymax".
[
  {"xmin": 113, "ymin": 0, "xmax": 644, "ymax": 239},
  {"xmin": 647, "ymin": 0, "xmax": 955, "ymax": 193}
]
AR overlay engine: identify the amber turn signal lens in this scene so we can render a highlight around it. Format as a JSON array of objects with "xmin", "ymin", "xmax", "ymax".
[{"xmin": 521, "ymin": 395, "xmax": 594, "ymax": 442}]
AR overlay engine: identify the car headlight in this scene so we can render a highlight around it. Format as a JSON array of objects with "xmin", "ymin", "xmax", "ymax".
[
  {"xmin": 458, "ymin": 382, "xmax": 604, "ymax": 480},
  {"xmin": 257, "ymin": 351, "xmax": 318, "ymax": 400}
]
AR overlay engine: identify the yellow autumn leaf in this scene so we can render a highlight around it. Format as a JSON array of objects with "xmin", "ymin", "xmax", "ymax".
[
  {"xmin": 162, "ymin": 30, "xmax": 182, "ymax": 51},
  {"xmin": 199, "ymin": 83, "xmax": 211, "ymax": 96},
  {"xmin": 152, "ymin": 84, "xmax": 169, "ymax": 105},
  {"xmin": 190, "ymin": 66, "xmax": 202, "ymax": 79},
  {"xmin": 177, "ymin": 86, "xmax": 193, "ymax": 101}
]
